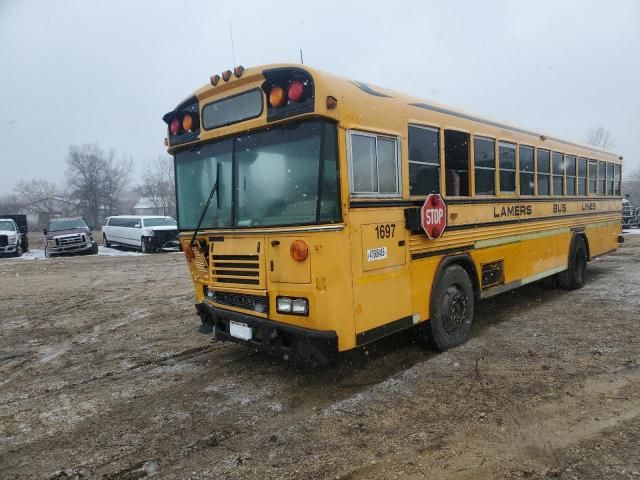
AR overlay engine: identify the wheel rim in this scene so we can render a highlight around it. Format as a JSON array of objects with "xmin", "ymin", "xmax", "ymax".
[{"xmin": 442, "ymin": 284, "xmax": 468, "ymax": 334}]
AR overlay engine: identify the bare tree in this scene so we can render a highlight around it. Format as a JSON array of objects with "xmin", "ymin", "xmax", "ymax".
[
  {"xmin": 586, "ymin": 126, "xmax": 615, "ymax": 150},
  {"xmin": 65, "ymin": 144, "xmax": 133, "ymax": 227},
  {"xmin": 14, "ymin": 179, "xmax": 64, "ymax": 215},
  {"xmin": 140, "ymin": 156, "xmax": 176, "ymax": 217}
]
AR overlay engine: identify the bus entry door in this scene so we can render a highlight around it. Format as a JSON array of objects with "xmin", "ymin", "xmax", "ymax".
[{"xmin": 350, "ymin": 216, "xmax": 412, "ymax": 344}]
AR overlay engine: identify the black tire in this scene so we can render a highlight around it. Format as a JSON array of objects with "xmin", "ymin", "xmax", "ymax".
[
  {"xmin": 103, "ymin": 234, "xmax": 112, "ymax": 248},
  {"xmin": 558, "ymin": 236, "xmax": 587, "ymax": 290},
  {"xmin": 44, "ymin": 246, "xmax": 53, "ymax": 258},
  {"xmin": 423, "ymin": 264, "xmax": 475, "ymax": 351},
  {"xmin": 90, "ymin": 242, "xmax": 99, "ymax": 255},
  {"xmin": 141, "ymin": 237, "xmax": 152, "ymax": 254},
  {"xmin": 13, "ymin": 244, "xmax": 23, "ymax": 257}
]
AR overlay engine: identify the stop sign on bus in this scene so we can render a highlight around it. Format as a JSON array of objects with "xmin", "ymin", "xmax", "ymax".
[{"xmin": 421, "ymin": 194, "xmax": 447, "ymax": 239}]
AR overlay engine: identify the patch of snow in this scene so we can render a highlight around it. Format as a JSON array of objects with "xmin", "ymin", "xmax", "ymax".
[
  {"xmin": 15, "ymin": 246, "xmax": 144, "ymax": 260},
  {"xmin": 622, "ymin": 229, "xmax": 640, "ymax": 235}
]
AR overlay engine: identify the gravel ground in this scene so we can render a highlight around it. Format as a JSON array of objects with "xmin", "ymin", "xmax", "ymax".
[{"xmin": 0, "ymin": 235, "xmax": 639, "ymax": 479}]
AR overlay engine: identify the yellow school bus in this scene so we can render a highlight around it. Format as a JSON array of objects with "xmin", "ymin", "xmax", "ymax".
[{"xmin": 163, "ymin": 64, "xmax": 623, "ymax": 362}]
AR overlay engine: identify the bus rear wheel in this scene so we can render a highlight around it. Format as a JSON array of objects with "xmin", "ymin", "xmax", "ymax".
[
  {"xmin": 425, "ymin": 264, "xmax": 475, "ymax": 351},
  {"xmin": 558, "ymin": 236, "xmax": 587, "ymax": 290}
]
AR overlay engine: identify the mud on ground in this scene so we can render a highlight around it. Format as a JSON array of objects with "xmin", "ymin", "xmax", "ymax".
[{"xmin": 1, "ymin": 236, "xmax": 639, "ymax": 479}]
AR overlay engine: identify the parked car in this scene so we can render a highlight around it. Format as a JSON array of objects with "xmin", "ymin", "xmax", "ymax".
[
  {"xmin": 102, "ymin": 216, "xmax": 179, "ymax": 253},
  {"xmin": 622, "ymin": 198, "xmax": 640, "ymax": 228},
  {"xmin": 0, "ymin": 218, "xmax": 23, "ymax": 257},
  {"xmin": 44, "ymin": 217, "xmax": 98, "ymax": 257}
]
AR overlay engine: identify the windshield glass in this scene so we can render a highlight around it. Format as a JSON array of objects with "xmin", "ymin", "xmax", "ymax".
[
  {"xmin": 143, "ymin": 217, "xmax": 177, "ymax": 227},
  {"xmin": 49, "ymin": 218, "xmax": 88, "ymax": 231},
  {"xmin": 0, "ymin": 220, "xmax": 16, "ymax": 231},
  {"xmin": 175, "ymin": 118, "xmax": 339, "ymax": 229}
]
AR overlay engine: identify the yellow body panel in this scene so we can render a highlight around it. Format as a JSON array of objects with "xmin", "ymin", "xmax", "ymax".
[{"xmin": 168, "ymin": 64, "xmax": 622, "ymax": 353}]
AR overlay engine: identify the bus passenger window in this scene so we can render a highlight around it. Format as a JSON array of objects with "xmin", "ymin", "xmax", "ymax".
[
  {"xmin": 408, "ymin": 125, "xmax": 440, "ymax": 195},
  {"xmin": 519, "ymin": 146, "xmax": 534, "ymax": 195},
  {"xmin": 578, "ymin": 157, "xmax": 587, "ymax": 195},
  {"xmin": 614, "ymin": 164, "xmax": 621, "ymax": 196},
  {"xmin": 607, "ymin": 163, "xmax": 614, "ymax": 195},
  {"xmin": 537, "ymin": 149, "xmax": 550, "ymax": 195},
  {"xmin": 474, "ymin": 137, "xmax": 495, "ymax": 195},
  {"xmin": 565, "ymin": 155, "xmax": 576, "ymax": 196},
  {"xmin": 588, "ymin": 160, "xmax": 598, "ymax": 194},
  {"xmin": 552, "ymin": 152, "xmax": 564, "ymax": 195},
  {"xmin": 598, "ymin": 161, "xmax": 606, "ymax": 195},
  {"xmin": 349, "ymin": 131, "xmax": 399, "ymax": 196},
  {"xmin": 444, "ymin": 130, "xmax": 469, "ymax": 196},
  {"xmin": 499, "ymin": 142, "xmax": 516, "ymax": 193}
]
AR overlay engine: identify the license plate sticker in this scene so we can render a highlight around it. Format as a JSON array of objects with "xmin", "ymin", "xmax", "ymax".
[
  {"xmin": 229, "ymin": 321, "xmax": 253, "ymax": 340},
  {"xmin": 367, "ymin": 246, "xmax": 388, "ymax": 262}
]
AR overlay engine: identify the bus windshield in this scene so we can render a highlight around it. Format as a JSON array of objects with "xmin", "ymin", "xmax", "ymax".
[{"xmin": 175, "ymin": 118, "xmax": 340, "ymax": 230}]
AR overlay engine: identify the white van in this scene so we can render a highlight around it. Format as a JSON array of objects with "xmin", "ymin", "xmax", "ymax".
[{"xmin": 102, "ymin": 216, "xmax": 179, "ymax": 253}]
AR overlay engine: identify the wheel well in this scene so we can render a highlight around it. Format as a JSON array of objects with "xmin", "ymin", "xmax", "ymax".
[{"xmin": 432, "ymin": 254, "xmax": 481, "ymax": 309}]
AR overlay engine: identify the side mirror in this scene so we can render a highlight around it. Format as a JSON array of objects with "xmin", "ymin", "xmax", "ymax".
[
  {"xmin": 134, "ymin": 223, "xmax": 141, "ymax": 228},
  {"xmin": 43, "ymin": 228, "xmax": 48, "ymax": 235}
]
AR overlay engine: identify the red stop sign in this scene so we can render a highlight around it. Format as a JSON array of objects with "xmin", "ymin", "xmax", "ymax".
[{"xmin": 421, "ymin": 194, "xmax": 447, "ymax": 239}]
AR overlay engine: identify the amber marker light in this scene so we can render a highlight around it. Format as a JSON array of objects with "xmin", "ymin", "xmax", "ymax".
[
  {"xmin": 326, "ymin": 96, "xmax": 338, "ymax": 109},
  {"xmin": 233, "ymin": 65, "xmax": 245, "ymax": 78},
  {"xmin": 290, "ymin": 240, "xmax": 309, "ymax": 261},
  {"xmin": 222, "ymin": 70, "xmax": 232, "ymax": 82},
  {"xmin": 210, "ymin": 74, "xmax": 221, "ymax": 86},
  {"xmin": 182, "ymin": 114, "xmax": 193, "ymax": 132},
  {"xmin": 269, "ymin": 86, "xmax": 286, "ymax": 107}
]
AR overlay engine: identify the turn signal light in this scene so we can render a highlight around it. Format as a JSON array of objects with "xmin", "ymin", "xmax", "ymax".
[
  {"xmin": 269, "ymin": 86, "xmax": 286, "ymax": 108},
  {"xmin": 182, "ymin": 114, "xmax": 193, "ymax": 132},
  {"xmin": 288, "ymin": 80, "xmax": 305, "ymax": 102},
  {"xmin": 290, "ymin": 239, "xmax": 308, "ymax": 261}
]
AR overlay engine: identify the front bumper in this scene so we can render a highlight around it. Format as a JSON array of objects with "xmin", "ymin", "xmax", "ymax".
[
  {"xmin": 47, "ymin": 242, "xmax": 94, "ymax": 254},
  {"xmin": 0, "ymin": 244, "xmax": 18, "ymax": 253},
  {"xmin": 196, "ymin": 302, "xmax": 337, "ymax": 363}
]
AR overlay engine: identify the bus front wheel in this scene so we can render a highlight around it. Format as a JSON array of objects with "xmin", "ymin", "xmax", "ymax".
[
  {"xmin": 424, "ymin": 264, "xmax": 475, "ymax": 351},
  {"xmin": 558, "ymin": 236, "xmax": 587, "ymax": 290}
]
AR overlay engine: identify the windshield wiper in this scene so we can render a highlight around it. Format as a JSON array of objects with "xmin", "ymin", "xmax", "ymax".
[{"xmin": 190, "ymin": 162, "xmax": 220, "ymax": 248}]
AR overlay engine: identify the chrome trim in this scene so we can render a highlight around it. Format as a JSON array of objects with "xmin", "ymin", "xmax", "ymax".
[{"xmin": 179, "ymin": 224, "xmax": 345, "ymax": 237}]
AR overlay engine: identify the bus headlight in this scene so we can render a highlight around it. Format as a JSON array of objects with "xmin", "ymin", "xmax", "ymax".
[{"xmin": 276, "ymin": 296, "xmax": 309, "ymax": 316}]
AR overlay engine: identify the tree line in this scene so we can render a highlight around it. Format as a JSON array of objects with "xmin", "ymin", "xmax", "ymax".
[{"xmin": 0, "ymin": 143, "xmax": 176, "ymax": 228}]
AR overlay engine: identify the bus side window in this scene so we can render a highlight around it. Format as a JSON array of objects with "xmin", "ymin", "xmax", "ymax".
[
  {"xmin": 537, "ymin": 149, "xmax": 550, "ymax": 195},
  {"xmin": 444, "ymin": 130, "xmax": 470, "ymax": 196},
  {"xmin": 598, "ymin": 161, "xmax": 606, "ymax": 195},
  {"xmin": 498, "ymin": 142, "xmax": 516, "ymax": 193},
  {"xmin": 349, "ymin": 131, "xmax": 400, "ymax": 196},
  {"xmin": 614, "ymin": 164, "xmax": 621, "ymax": 196},
  {"xmin": 566, "ymin": 155, "xmax": 577, "ymax": 196},
  {"xmin": 519, "ymin": 145, "xmax": 535, "ymax": 195},
  {"xmin": 607, "ymin": 162, "xmax": 614, "ymax": 196},
  {"xmin": 577, "ymin": 157, "xmax": 588, "ymax": 196},
  {"xmin": 408, "ymin": 125, "xmax": 440, "ymax": 195},
  {"xmin": 474, "ymin": 136, "xmax": 495, "ymax": 195},
  {"xmin": 588, "ymin": 159, "xmax": 598, "ymax": 194},
  {"xmin": 552, "ymin": 151, "xmax": 564, "ymax": 195}
]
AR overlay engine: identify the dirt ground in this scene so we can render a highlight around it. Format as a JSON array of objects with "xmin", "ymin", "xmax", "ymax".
[{"xmin": 1, "ymin": 235, "xmax": 639, "ymax": 479}]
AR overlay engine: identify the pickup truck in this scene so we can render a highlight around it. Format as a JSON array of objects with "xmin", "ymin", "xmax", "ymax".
[
  {"xmin": 0, "ymin": 218, "xmax": 23, "ymax": 257},
  {"xmin": 44, "ymin": 217, "xmax": 98, "ymax": 257}
]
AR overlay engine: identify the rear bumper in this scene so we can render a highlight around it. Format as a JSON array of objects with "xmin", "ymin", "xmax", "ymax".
[{"xmin": 196, "ymin": 302, "xmax": 337, "ymax": 362}]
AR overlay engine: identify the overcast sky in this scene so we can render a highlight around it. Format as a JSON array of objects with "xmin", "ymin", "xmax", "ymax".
[{"xmin": 0, "ymin": 0, "xmax": 638, "ymax": 195}]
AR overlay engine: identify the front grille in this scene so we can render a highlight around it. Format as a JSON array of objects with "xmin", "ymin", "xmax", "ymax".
[
  {"xmin": 0, "ymin": 235, "xmax": 7, "ymax": 247},
  {"xmin": 154, "ymin": 230, "xmax": 178, "ymax": 243},
  {"xmin": 212, "ymin": 254, "xmax": 260, "ymax": 286},
  {"xmin": 211, "ymin": 291, "xmax": 268, "ymax": 314},
  {"xmin": 58, "ymin": 234, "xmax": 83, "ymax": 246}
]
